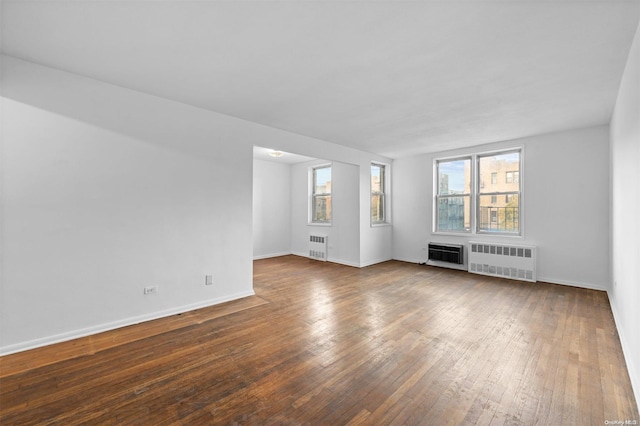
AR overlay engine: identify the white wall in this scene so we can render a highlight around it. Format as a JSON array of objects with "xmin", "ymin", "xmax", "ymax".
[
  {"xmin": 0, "ymin": 56, "xmax": 392, "ymax": 355},
  {"xmin": 261, "ymin": 152, "xmax": 392, "ymax": 268},
  {"xmin": 0, "ymin": 98, "xmax": 256, "ymax": 354},
  {"xmin": 360, "ymin": 162, "xmax": 393, "ymax": 267},
  {"xmin": 253, "ymin": 159, "xmax": 291, "ymax": 259},
  {"xmin": 610, "ymin": 20, "xmax": 640, "ymax": 411},
  {"xmin": 0, "ymin": 57, "xmax": 257, "ymax": 354},
  {"xmin": 291, "ymin": 160, "xmax": 360, "ymax": 267},
  {"xmin": 1, "ymin": 55, "xmax": 394, "ymax": 354},
  {"xmin": 255, "ymin": 154, "xmax": 392, "ymax": 268},
  {"xmin": 392, "ymin": 125, "xmax": 611, "ymax": 290}
]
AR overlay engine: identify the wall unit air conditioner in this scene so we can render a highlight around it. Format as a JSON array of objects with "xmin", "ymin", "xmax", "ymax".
[
  {"xmin": 426, "ymin": 243, "xmax": 466, "ymax": 270},
  {"xmin": 428, "ymin": 243, "xmax": 464, "ymax": 264}
]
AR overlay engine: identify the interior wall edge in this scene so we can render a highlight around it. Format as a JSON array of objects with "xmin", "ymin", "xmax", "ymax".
[{"xmin": 608, "ymin": 292, "xmax": 640, "ymax": 413}]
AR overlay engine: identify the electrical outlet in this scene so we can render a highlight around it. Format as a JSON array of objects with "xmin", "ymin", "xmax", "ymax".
[
  {"xmin": 144, "ymin": 285, "xmax": 158, "ymax": 295},
  {"xmin": 205, "ymin": 275, "xmax": 213, "ymax": 285}
]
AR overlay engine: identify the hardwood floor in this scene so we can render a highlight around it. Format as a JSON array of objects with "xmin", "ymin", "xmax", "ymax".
[{"xmin": 1, "ymin": 255, "xmax": 638, "ymax": 425}]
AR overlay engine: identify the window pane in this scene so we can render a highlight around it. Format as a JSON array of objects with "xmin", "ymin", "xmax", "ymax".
[
  {"xmin": 371, "ymin": 164, "xmax": 383, "ymax": 193},
  {"xmin": 313, "ymin": 195, "xmax": 332, "ymax": 222},
  {"xmin": 479, "ymin": 151, "xmax": 520, "ymax": 194},
  {"xmin": 478, "ymin": 150, "xmax": 520, "ymax": 234},
  {"xmin": 371, "ymin": 194, "xmax": 384, "ymax": 222},
  {"xmin": 478, "ymin": 194, "xmax": 519, "ymax": 233},
  {"xmin": 314, "ymin": 167, "xmax": 331, "ymax": 194},
  {"xmin": 312, "ymin": 165, "xmax": 332, "ymax": 223},
  {"xmin": 436, "ymin": 196, "xmax": 470, "ymax": 232},
  {"xmin": 371, "ymin": 164, "xmax": 386, "ymax": 223},
  {"xmin": 438, "ymin": 159, "xmax": 470, "ymax": 195}
]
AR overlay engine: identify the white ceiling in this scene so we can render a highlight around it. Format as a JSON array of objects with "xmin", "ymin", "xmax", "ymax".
[
  {"xmin": 2, "ymin": 1, "xmax": 639, "ymax": 158},
  {"xmin": 253, "ymin": 146, "xmax": 315, "ymax": 164}
]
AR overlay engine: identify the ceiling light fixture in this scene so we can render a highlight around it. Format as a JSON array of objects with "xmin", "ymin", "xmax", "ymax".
[{"xmin": 269, "ymin": 150, "xmax": 284, "ymax": 158}]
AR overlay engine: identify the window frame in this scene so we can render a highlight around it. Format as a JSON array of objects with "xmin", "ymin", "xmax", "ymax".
[
  {"xmin": 310, "ymin": 164, "xmax": 332, "ymax": 225},
  {"xmin": 434, "ymin": 156, "xmax": 472, "ymax": 234},
  {"xmin": 433, "ymin": 147, "xmax": 523, "ymax": 237},
  {"xmin": 371, "ymin": 162, "xmax": 390, "ymax": 226},
  {"xmin": 476, "ymin": 149, "xmax": 522, "ymax": 236}
]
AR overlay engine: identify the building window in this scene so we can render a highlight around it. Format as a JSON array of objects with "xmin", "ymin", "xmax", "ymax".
[
  {"xmin": 506, "ymin": 171, "xmax": 519, "ymax": 184},
  {"xmin": 311, "ymin": 165, "xmax": 332, "ymax": 223},
  {"xmin": 371, "ymin": 163, "xmax": 386, "ymax": 224},
  {"xmin": 435, "ymin": 157, "xmax": 471, "ymax": 232},
  {"xmin": 434, "ymin": 149, "xmax": 522, "ymax": 235},
  {"xmin": 478, "ymin": 150, "xmax": 521, "ymax": 234}
]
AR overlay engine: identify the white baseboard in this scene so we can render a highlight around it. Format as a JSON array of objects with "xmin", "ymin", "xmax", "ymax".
[
  {"xmin": 0, "ymin": 290, "xmax": 255, "ymax": 357},
  {"xmin": 292, "ymin": 251, "xmax": 361, "ymax": 268},
  {"xmin": 536, "ymin": 276, "xmax": 607, "ymax": 291},
  {"xmin": 327, "ymin": 257, "xmax": 360, "ymax": 268},
  {"xmin": 608, "ymin": 293, "xmax": 640, "ymax": 414},
  {"xmin": 360, "ymin": 257, "xmax": 393, "ymax": 268},
  {"xmin": 253, "ymin": 251, "xmax": 292, "ymax": 260},
  {"xmin": 393, "ymin": 256, "xmax": 426, "ymax": 265},
  {"xmin": 394, "ymin": 257, "xmax": 608, "ymax": 291}
]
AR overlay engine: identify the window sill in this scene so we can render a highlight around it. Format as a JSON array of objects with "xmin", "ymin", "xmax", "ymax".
[
  {"xmin": 433, "ymin": 230, "xmax": 523, "ymax": 238},
  {"xmin": 309, "ymin": 222, "xmax": 332, "ymax": 227},
  {"xmin": 371, "ymin": 222, "xmax": 392, "ymax": 228},
  {"xmin": 432, "ymin": 231, "xmax": 471, "ymax": 237},
  {"xmin": 476, "ymin": 232, "xmax": 523, "ymax": 238}
]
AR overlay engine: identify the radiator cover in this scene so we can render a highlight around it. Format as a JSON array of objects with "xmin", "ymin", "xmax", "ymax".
[
  {"xmin": 309, "ymin": 234, "xmax": 328, "ymax": 261},
  {"xmin": 468, "ymin": 241, "xmax": 537, "ymax": 282}
]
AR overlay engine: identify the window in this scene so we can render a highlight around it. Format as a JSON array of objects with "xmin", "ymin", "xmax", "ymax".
[
  {"xmin": 506, "ymin": 171, "xmax": 519, "ymax": 184},
  {"xmin": 371, "ymin": 163, "xmax": 386, "ymax": 224},
  {"xmin": 434, "ymin": 149, "xmax": 522, "ymax": 235},
  {"xmin": 478, "ymin": 150, "xmax": 521, "ymax": 234},
  {"xmin": 435, "ymin": 157, "xmax": 471, "ymax": 232},
  {"xmin": 311, "ymin": 165, "xmax": 332, "ymax": 223}
]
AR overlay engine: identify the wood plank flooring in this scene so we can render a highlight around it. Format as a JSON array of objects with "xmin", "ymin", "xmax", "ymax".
[{"xmin": 1, "ymin": 255, "xmax": 638, "ymax": 425}]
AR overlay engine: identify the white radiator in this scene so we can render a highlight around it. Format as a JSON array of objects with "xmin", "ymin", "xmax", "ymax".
[
  {"xmin": 309, "ymin": 234, "xmax": 328, "ymax": 261},
  {"xmin": 468, "ymin": 241, "xmax": 537, "ymax": 282}
]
